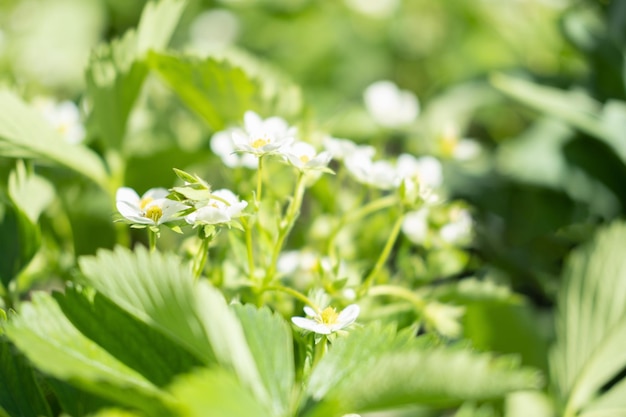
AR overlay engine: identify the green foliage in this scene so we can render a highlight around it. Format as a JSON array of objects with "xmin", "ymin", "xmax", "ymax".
[
  {"xmin": 4, "ymin": 293, "xmax": 170, "ymax": 416},
  {"xmin": 77, "ymin": 246, "xmax": 216, "ymax": 364},
  {"xmin": 0, "ymin": 200, "xmax": 40, "ymax": 289},
  {"xmin": 147, "ymin": 52, "xmax": 264, "ymax": 130},
  {"xmin": 302, "ymin": 324, "xmax": 541, "ymax": 417},
  {"xmin": 0, "ymin": 91, "xmax": 109, "ymax": 189},
  {"xmin": 86, "ymin": 0, "xmax": 187, "ymax": 150},
  {"xmin": 234, "ymin": 304, "xmax": 295, "ymax": 417},
  {"xmin": 54, "ymin": 286, "xmax": 203, "ymax": 387},
  {"xmin": 0, "ymin": 338, "xmax": 52, "ymax": 417},
  {"xmin": 168, "ymin": 369, "xmax": 271, "ymax": 417},
  {"xmin": 552, "ymin": 222, "xmax": 626, "ymax": 417}
]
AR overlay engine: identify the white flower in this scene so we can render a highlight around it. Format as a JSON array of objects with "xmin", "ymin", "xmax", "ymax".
[
  {"xmin": 33, "ymin": 97, "xmax": 85, "ymax": 144},
  {"xmin": 186, "ymin": 189, "xmax": 247, "ymax": 225},
  {"xmin": 439, "ymin": 123, "xmax": 481, "ymax": 160},
  {"xmin": 396, "ymin": 154, "xmax": 443, "ymax": 188},
  {"xmin": 116, "ymin": 187, "xmax": 187, "ymax": 226},
  {"xmin": 210, "ymin": 129, "xmax": 258, "ymax": 169},
  {"xmin": 440, "ymin": 208, "xmax": 473, "ymax": 244},
  {"xmin": 401, "ymin": 208, "xmax": 430, "ymax": 245},
  {"xmin": 364, "ymin": 81, "xmax": 419, "ymax": 128},
  {"xmin": 344, "ymin": 150, "xmax": 399, "ymax": 190},
  {"xmin": 283, "ymin": 141, "xmax": 332, "ymax": 172},
  {"xmin": 423, "ymin": 302, "xmax": 465, "ymax": 338},
  {"xmin": 291, "ymin": 304, "xmax": 360, "ymax": 335},
  {"xmin": 322, "ymin": 136, "xmax": 375, "ymax": 162},
  {"xmin": 232, "ymin": 110, "xmax": 296, "ymax": 156}
]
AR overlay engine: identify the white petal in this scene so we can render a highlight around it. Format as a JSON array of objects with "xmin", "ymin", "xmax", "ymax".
[
  {"xmin": 336, "ymin": 304, "xmax": 360, "ymax": 327},
  {"xmin": 244, "ymin": 111, "xmax": 263, "ymax": 132},
  {"xmin": 143, "ymin": 188, "xmax": 169, "ymax": 200},
  {"xmin": 116, "ymin": 187, "xmax": 140, "ymax": 207},
  {"xmin": 158, "ymin": 200, "xmax": 188, "ymax": 223},
  {"xmin": 454, "ymin": 139, "xmax": 481, "ymax": 160},
  {"xmin": 210, "ymin": 130, "xmax": 236, "ymax": 157},
  {"xmin": 303, "ymin": 306, "xmax": 318, "ymax": 318},
  {"xmin": 291, "ymin": 317, "xmax": 332, "ymax": 334},
  {"xmin": 117, "ymin": 200, "xmax": 142, "ymax": 220},
  {"xmin": 191, "ymin": 206, "xmax": 231, "ymax": 224}
]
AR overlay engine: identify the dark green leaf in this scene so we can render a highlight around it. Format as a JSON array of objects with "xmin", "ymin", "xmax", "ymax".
[
  {"xmin": 0, "ymin": 338, "xmax": 52, "ymax": 417},
  {"xmin": 55, "ymin": 285, "xmax": 203, "ymax": 387}
]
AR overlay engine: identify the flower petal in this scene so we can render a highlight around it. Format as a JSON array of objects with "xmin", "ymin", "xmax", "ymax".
[
  {"xmin": 303, "ymin": 306, "xmax": 318, "ymax": 318},
  {"xmin": 291, "ymin": 317, "xmax": 331, "ymax": 334},
  {"xmin": 116, "ymin": 187, "xmax": 140, "ymax": 207},
  {"xmin": 336, "ymin": 304, "xmax": 360, "ymax": 327}
]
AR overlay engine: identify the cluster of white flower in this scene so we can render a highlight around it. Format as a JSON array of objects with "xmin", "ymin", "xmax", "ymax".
[
  {"xmin": 210, "ymin": 110, "xmax": 332, "ymax": 173},
  {"xmin": 116, "ymin": 186, "xmax": 247, "ymax": 228}
]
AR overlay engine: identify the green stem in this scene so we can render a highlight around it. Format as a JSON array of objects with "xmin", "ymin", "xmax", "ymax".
[
  {"xmin": 359, "ymin": 213, "xmax": 405, "ymax": 296},
  {"xmin": 255, "ymin": 155, "xmax": 264, "ymax": 208},
  {"xmin": 312, "ymin": 336, "xmax": 328, "ymax": 367},
  {"xmin": 241, "ymin": 217, "xmax": 256, "ymax": 283},
  {"xmin": 263, "ymin": 284, "xmax": 320, "ymax": 313},
  {"xmin": 148, "ymin": 229, "xmax": 158, "ymax": 252},
  {"xmin": 367, "ymin": 284, "xmax": 425, "ymax": 310},
  {"xmin": 264, "ymin": 172, "xmax": 307, "ymax": 284},
  {"xmin": 192, "ymin": 237, "xmax": 211, "ymax": 280}
]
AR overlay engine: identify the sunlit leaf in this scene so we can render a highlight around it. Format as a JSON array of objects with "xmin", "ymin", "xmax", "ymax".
[
  {"xmin": 55, "ymin": 285, "xmax": 203, "ymax": 387},
  {"xmin": 304, "ymin": 323, "xmax": 541, "ymax": 417},
  {"xmin": 168, "ymin": 368, "xmax": 271, "ymax": 417},
  {"xmin": 233, "ymin": 304, "xmax": 295, "ymax": 417},
  {"xmin": 78, "ymin": 246, "xmax": 216, "ymax": 365},
  {"xmin": 4, "ymin": 293, "xmax": 170, "ymax": 415},
  {"xmin": 551, "ymin": 222, "xmax": 626, "ymax": 416},
  {"xmin": 0, "ymin": 91, "xmax": 109, "ymax": 190}
]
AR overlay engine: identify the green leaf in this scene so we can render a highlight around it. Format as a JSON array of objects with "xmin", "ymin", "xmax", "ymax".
[
  {"xmin": 0, "ymin": 91, "xmax": 109, "ymax": 189},
  {"xmin": 88, "ymin": 409, "xmax": 145, "ymax": 417},
  {"xmin": 8, "ymin": 161, "xmax": 55, "ymax": 223},
  {"xmin": 233, "ymin": 305, "xmax": 295, "ymax": 417},
  {"xmin": 490, "ymin": 74, "xmax": 604, "ymax": 139},
  {"xmin": 304, "ymin": 324, "xmax": 541, "ymax": 417},
  {"xmin": 147, "ymin": 51, "xmax": 263, "ymax": 130},
  {"xmin": 194, "ymin": 283, "xmax": 270, "ymax": 414},
  {"xmin": 551, "ymin": 222, "xmax": 626, "ymax": 416},
  {"xmin": 86, "ymin": 0, "xmax": 187, "ymax": 150},
  {"xmin": 0, "ymin": 201, "xmax": 40, "ymax": 289},
  {"xmin": 581, "ymin": 377, "xmax": 626, "ymax": 417},
  {"xmin": 54, "ymin": 285, "xmax": 203, "ymax": 387},
  {"xmin": 168, "ymin": 368, "xmax": 271, "ymax": 417},
  {"xmin": 78, "ymin": 246, "xmax": 216, "ymax": 365},
  {"xmin": 0, "ymin": 338, "xmax": 52, "ymax": 417},
  {"xmin": 3, "ymin": 293, "xmax": 170, "ymax": 415},
  {"xmin": 47, "ymin": 378, "xmax": 116, "ymax": 417}
]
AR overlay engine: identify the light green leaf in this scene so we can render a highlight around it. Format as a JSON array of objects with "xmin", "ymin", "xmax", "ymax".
[
  {"xmin": 195, "ymin": 283, "xmax": 270, "ymax": 414},
  {"xmin": 78, "ymin": 246, "xmax": 216, "ymax": 365},
  {"xmin": 0, "ymin": 201, "xmax": 40, "ymax": 289},
  {"xmin": 168, "ymin": 368, "xmax": 271, "ymax": 417},
  {"xmin": 86, "ymin": 0, "xmax": 187, "ymax": 149},
  {"xmin": 54, "ymin": 285, "xmax": 203, "ymax": 387},
  {"xmin": 4, "ymin": 293, "xmax": 170, "ymax": 415},
  {"xmin": 136, "ymin": 0, "xmax": 187, "ymax": 55},
  {"xmin": 581, "ymin": 377, "xmax": 626, "ymax": 417},
  {"xmin": 147, "ymin": 51, "xmax": 263, "ymax": 130},
  {"xmin": 0, "ymin": 91, "xmax": 109, "ymax": 189},
  {"xmin": 304, "ymin": 324, "xmax": 541, "ymax": 417},
  {"xmin": 505, "ymin": 391, "xmax": 554, "ymax": 417},
  {"xmin": 490, "ymin": 74, "xmax": 604, "ymax": 139},
  {"xmin": 233, "ymin": 304, "xmax": 295, "ymax": 417},
  {"xmin": 551, "ymin": 222, "xmax": 626, "ymax": 416},
  {"xmin": 0, "ymin": 338, "xmax": 52, "ymax": 417},
  {"xmin": 8, "ymin": 161, "xmax": 55, "ymax": 223}
]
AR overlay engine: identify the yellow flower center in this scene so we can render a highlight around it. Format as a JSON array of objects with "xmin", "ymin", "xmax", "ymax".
[
  {"xmin": 251, "ymin": 137, "xmax": 269, "ymax": 149},
  {"xmin": 299, "ymin": 155, "xmax": 310, "ymax": 163},
  {"xmin": 139, "ymin": 197, "xmax": 154, "ymax": 210},
  {"xmin": 144, "ymin": 205, "xmax": 163, "ymax": 223},
  {"xmin": 440, "ymin": 135, "xmax": 458, "ymax": 158},
  {"xmin": 317, "ymin": 307, "xmax": 339, "ymax": 325}
]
